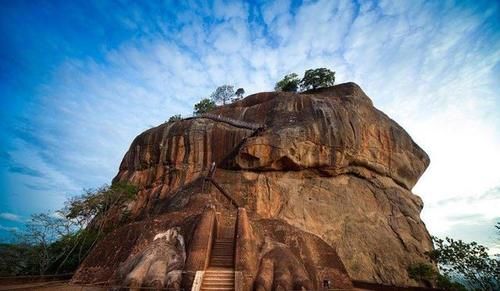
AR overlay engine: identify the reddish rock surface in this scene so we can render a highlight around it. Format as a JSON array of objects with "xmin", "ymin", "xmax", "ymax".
[{"xmin": 73, "ymin": 82, "xmax": 433, "ymax": 289}]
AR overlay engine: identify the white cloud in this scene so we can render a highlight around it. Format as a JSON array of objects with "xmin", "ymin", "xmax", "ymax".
[
  {"xmin": 5, "ymin": 0, "xmax": 499, "ymax": 248},
  {"xmin": 0, "ymin": 225, "xmax": 19, "ymax": 232},
  {"xmin": 0, "ymin": 212, "xmax": 23, "ymax": 222}
]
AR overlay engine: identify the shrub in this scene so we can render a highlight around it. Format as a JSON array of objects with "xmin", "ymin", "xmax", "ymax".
[
  {"xmin": 407, "ymin": 262, "xmax": 437, "ymax": 281},
  {"xmin": 167, "ymin": 114, "xmax": 182, "ymax": 122},
  {"xmin": 300, "ymin": 67, "xmax": 335, "ymax": 90},
  {"xmin": 193, "ymin": 98, "xmax": 216, "ymax": 115},
  {"xmin": 275, "ymin": 73, "xmax": 300, "ymax": 92}
]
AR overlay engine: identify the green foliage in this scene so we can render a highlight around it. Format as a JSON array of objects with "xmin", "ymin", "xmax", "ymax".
[
  {"xmin": 0, "ymin": 242, "xmax": 35, "ymax": 276},
  {"xmin": 428, "ymin": 236, "xmax": 499, "ymax": 290},
  {"xmin": 210, "ymin": 85, "xmax": 234, "ymax": 105},
  {"xmin": 407, "ymin": 262, "xmax": 437, "ymax": 281},
  {"xmin": 300, "ymin": 67, "xmax": 335, "ymax": 90},
  {"xmin": 64, "ymin": 182, "xmax": 137, "ymax": 225},
  {"xmin": 0, "ymin": 182, "xmax": 137, "ymax": 276},
  {"xmin": 193, "ymin": 98, "xmax": 216, "ymax": 115},
  {"xmin": 167, "ymin": 114, "xmax": 182, "ymax": 122},
  {"xmin": 233, "ymin": 87, "xmax": 245, "ymax": 101},
  {"xmin": 436, "ymin": 274, "xmax": 467, "ymax": 291},
  {"xmin": 274, "ymin": 73, "xmax": 300, "ymax": 92}
]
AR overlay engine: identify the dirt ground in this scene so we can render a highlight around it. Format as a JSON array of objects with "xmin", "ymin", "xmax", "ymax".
[{"xmin": 0, "ymin": 281, "xmax": 105, "ymax": 291}]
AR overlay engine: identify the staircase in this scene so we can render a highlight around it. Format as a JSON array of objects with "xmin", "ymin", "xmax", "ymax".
[{"xmin": 200, "ymin": 216, "xmax": 236, "ymax": 291}]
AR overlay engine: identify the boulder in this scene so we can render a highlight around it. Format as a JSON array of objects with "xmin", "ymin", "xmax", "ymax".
[{"xmin": 74, "ymin": 82, "xmax": 433, "ymax": 288}]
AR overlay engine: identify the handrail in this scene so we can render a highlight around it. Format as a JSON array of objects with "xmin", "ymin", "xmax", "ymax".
[
  {"xmin": 183, "ymin": 113, "xmax": 264, "ymax": 130},
  {"xmin": 205, "ymin": 177, "xmax": 239, "ymax": 209}
]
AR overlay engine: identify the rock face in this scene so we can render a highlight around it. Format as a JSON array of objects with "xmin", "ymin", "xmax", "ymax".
[{"xmin": 73, "ymin": 82, "xmax": 433, "ymax": 289}]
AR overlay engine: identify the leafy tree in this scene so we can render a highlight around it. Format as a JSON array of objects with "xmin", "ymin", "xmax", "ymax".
[
  {"xmin": 0, "ymin": 182, "xmax": 138, "ymax": 276},
  {"xmin": 233, "ymin": 88, "xmax": 245, "ymax": 101},
  {"xmin": 428, "ymin": 236, "xmax": 499, "ymax": 290},
  {"xmin": 167, "ymin": 114, "xmax": 182, "ymax": 122},
  {"xmin": 275, "ymin": 73, "xmax": 300, "ymax": 92},
  {"xmin": 300, "ymin": 67, "xmax": 335, "ymax": 90},
  {"xmin": 407, "ymin": 262, "xmax": 467, "ymax": 290},
  {"xmin": 194, "ymin": 98, "xmax": 216, "ymax": 115},
  {"xmin": 210, "ymin": 85, "xmax": 234, "ymax": 105}
]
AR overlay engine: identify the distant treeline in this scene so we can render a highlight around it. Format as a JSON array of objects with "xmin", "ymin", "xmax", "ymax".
[{"xmin": 0, "ymin": 182, "xmax": 137, "ymax": 276}]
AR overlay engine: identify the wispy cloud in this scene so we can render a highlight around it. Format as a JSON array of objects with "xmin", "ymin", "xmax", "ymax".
[
  {"xmin": 0, "ymin": 212, "xmax": 23, "ymax": 222},
  {"xmin": 0, "ymin": 225, "xmax": 19, "ymax": 232},
  {"xmin": 1, "ymin": 0, "xmax": 499, "ymax": 247}
]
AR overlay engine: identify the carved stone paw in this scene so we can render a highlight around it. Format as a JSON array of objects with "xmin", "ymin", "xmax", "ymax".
[
  {"xmin": 118, "ymin": 227, "xmax": 186, "ymax": 291},
  {"xmin": 254, "ymin": 242, "xmax": 313, "ymax": 291}
]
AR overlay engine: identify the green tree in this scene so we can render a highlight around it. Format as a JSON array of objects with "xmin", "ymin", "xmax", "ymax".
[
  {"xmin": 167, "ymin": 114, "xmax": 182, "ymax": 122},
  {"xmin": 193, "ymin": 98, "xmax": 216, "ymax": 115},
  {"xmin": 274, "ymin": 73, "xmax": 300, "ymax": 92},
  {"xmin": 428, "ymin": 236, "xmax": 499, "ymax": 290},
  {"xmin": 210, "ymin": 85, "xmax": 234, "ymax": 105},
  {"xmin": 234, "ymin": 88, "xmax": 245, "ymax": 101},
  {"xmin": 300, "ymin": 67, "xmax": 335, "ymax": 91}
]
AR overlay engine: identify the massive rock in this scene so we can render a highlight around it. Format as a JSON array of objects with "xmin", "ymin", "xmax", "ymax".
[{"xmin": 73, "ymin": 82, "xmax": 433, "ymax": 289}]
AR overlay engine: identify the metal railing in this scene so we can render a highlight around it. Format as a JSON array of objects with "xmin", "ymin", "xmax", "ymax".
[{"xmin": 181, "ymin": 113, "xmax": 264, "ymax": 130}]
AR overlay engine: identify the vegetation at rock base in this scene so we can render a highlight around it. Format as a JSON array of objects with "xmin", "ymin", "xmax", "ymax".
[
  {"xmin": 210, "ymin": 84, "xmax": 234, "ymax": 105},
  {"xmin": 0, "ymin": 182, "xmax": 137, "ymax": 276},
  {"xmin": 167, "ymin": 114, "xmax": 182, "ymax": 122},
  {"xmin": 300, "ymin": 67, "xmax": 336, "ymax": 90},
  {"xmin": 407, "ymin": 262, "xmax": 467, "ymax": 291},
  {"xmin": 193, "ymin": 98, "xmax": 216, "ymax": 115},
  {"xmin": 275, "ymin": 72, "xmax": 300, "ymax": 92},
  {"xmin": 433, "ymin": 237, "xmax": 500, "ymax": 290},
  {"xmin": 413, "ymin": 230, "xmax": 499, "ymax": 290}
]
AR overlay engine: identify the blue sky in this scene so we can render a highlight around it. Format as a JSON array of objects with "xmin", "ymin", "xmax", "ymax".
[{"xmin": 1, "ymin": 0, "xmax": 499, "ymax": 250}]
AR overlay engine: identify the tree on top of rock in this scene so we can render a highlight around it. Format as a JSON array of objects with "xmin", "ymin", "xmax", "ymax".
[
  {"xmin": 300, "ymin": 68, "xmax": 335, "ymax": 91},
  {"xmin": 167, "ymin": 114, "xmax": 182, "ymax": 122},
  {"xmin": 210, "ymin": 85, "xmax": 234, "ymax": 105},
  {"xmin": 275, "ymin": 73, "xmax": 300, "ymax": 92},
  {"xmin": 233, "ymin": 88, "xmax": 245, "ymax": 101},
  {"xmin": 193, "ymin": 98, "xmax": 216, "ymax": 115}
]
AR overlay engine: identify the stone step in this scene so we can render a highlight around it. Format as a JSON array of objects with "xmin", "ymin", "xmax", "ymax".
[
  {"xmin": 211, "ymin": 263, "xmax": 233, "ymax": 267},
  {"xmin": 202, "ymin": 281, "xmax": 234, "ymax": 286},
  {"xmin": 203, "ymin": 275, "xmax": 234, "ymax": 279},
  {"xmin": 203, "ymin": 274, "xmax": 234, "ymax": 279},
  {"xmin": 211, "ymin": 263, "xmax": 233, "ymax": 265},
  {"xmin": 201, "ymin": 287, "xmax": 234, "ymax": 291},
  {"xmin": 211, "ymin": 257, "xmax": 233, "ymax": 261},
  {"xmin": 211, "ymin": 251, "xmax": 233, "ymax": 255}
]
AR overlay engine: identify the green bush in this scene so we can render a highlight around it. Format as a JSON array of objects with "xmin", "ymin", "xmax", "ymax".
[
  {"xmin": 275, "ymin": 73, "xmax": 300, "ymax": 92},
  {"xmin": 407, "ymin": 262, "xmax": 437, "ymax": 281},
  {"xmin": 0, "ymin": 182, "xmax": 138, "ymax": 276},
  {"xmin": 167, "ymin": 114, "xmax": 182, "ymax": 122},
  {"xmin": 300, "ymin": 67, "xmax": 335, "ymax": 90},
  {"xmin": 193, "ymin": 98, "xmax": 216, "ymax": 115}
]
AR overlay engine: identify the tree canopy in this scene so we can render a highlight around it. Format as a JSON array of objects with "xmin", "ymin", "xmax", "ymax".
[
  {"xmin": 167, "ymin": 114, "xmax": 182, "ymax": 122},
  {"xmin": 210, "ymin": 85, "xmax": 234, "ymax": 105},
  {"xmin": 234, "ymin": 88, "xmax": 245, "ymax": 101},
  {"xmin": 274, "ymin": 73, "xmax": 300, "ymax": 92},
  {"xmin": 193, "ymin": 98, "xmax": 216, "ymax": 115},
  {"xmin": 0, "ymin": 182, "xmax": 137, "ymax": 276},
  {"xmin": 427, "ymin": 236, "xmax": 499, "ymax": 290},
  {"xmin": 300, "ymin": 67, "xmax": 335, "ymax": 90}
]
